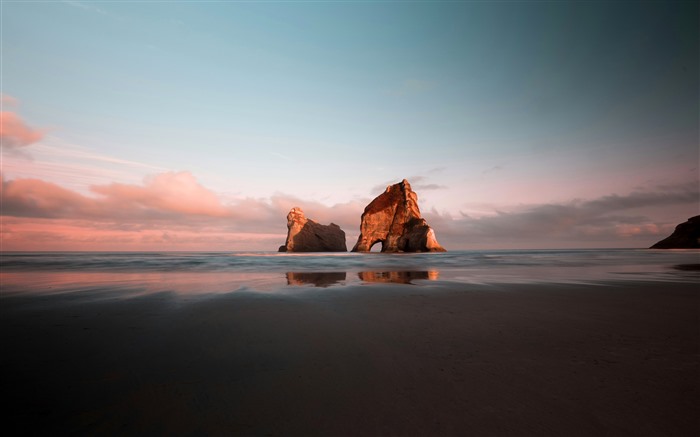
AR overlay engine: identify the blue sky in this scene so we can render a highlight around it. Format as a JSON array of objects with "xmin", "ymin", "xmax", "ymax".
[{"xmin": 1, "ymin": 1, "xmax": 698, "ymax": 250}]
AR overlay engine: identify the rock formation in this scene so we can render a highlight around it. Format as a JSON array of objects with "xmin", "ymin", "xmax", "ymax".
[
  {"xmin": 278, "ymin": 207, "xmax": 347, "ymax": 252},
  {"xmin": 352, "ymin": 179, "xmax": 446, "ymax": 252},
  {"xmin": 650, "ymin": 216, "xmax": 700, "ymax": 249}
]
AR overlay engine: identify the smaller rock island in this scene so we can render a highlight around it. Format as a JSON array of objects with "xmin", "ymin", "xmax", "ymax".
[
  {"xmin": 650, "ymin": 216, "xmax": 700, "ymax": 249},
  {"xmin": 278, "ymin": 207, "xmax": 347, "ymax": 252},
  {"xmin": 353, "ymin": 179, "xmax": 446, "ymax": 253}
]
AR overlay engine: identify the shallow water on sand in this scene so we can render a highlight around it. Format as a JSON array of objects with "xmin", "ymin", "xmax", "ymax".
[{"xmin": 1, "ymin": 249, "xmax": 698, "ymax": 297}]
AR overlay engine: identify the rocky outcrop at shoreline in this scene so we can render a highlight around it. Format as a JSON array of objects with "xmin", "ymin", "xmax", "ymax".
[
  {"xmin": 278, "ymin": 207, "xmax": 347, "ymax": 252},
  {"xmin": 650, "ymin": 216, "xmax": 700, "ymax": 249},
  {"xmin": 352, "ymin": 179, "xmax": 446, "ymax": 252}
]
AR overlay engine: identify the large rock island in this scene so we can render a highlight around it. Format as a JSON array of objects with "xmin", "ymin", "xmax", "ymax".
[
  {"xmin": 650, "ymin": 215, "xmax": 700, "ymax": 249},
  {"xmin": 352, "ymin": 179, "xmax": 446, "ymax": 252},
  {"xmin": 278, "ymin": 207, "xmax": 347, "ymax": 252}
]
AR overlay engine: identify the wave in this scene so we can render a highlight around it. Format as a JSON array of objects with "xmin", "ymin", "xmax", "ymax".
[{"xmin": 1, "ymin": 250, "xmax": 698, "ymax": 285}]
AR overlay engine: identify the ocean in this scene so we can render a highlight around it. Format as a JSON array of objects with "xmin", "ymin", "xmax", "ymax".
[{"xmin": 2, "ymin": 249, "xmax": 698, "ymax": 297}]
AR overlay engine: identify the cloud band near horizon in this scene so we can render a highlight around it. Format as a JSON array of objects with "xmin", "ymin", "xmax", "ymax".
[{"xmin": 1, "ymin": 171, "xmax": 697, "ymax": 251}]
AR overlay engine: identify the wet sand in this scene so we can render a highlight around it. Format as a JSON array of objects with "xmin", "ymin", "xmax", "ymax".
[{"xmin": 2, "ymin": 281, "xmax": 698, "ymax": 436}]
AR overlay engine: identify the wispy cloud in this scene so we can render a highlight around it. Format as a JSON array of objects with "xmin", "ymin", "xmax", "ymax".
[
  {"xmin": 1, "ymin": 136, "xmax": 169, "ymax": 194},
  {"xmin": 33, "ymin": 140, "xmax": 167, "ymax": 172},
  {"xmin": 371, "ymin": 175, "xmax": 447, "ymax": 194},
  {"xmin": 413, "ymin": 183, "xmax": 447, "ymax": 191},
  {"xmin": 268, "ymin": 151, "xmax": 295, "ymax": 162},
  {"xmin": 62, "ymin": 1, "xmax": 109, "ymax": 16},
  {"xmin": 481, "ymin": 165, "xmax": 503, "ymax": 176}
]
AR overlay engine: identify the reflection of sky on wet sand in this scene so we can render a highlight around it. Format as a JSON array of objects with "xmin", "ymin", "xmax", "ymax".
[
  {"xmin": 0, "ymin": 269, "xmax": 442, "ymax": 297},
  {"xmin": 2, "ymin": 249, "xmax": 698, "ymax": 300},
  {"xmin": 0, "ymin": 271, "xmax": 286, "ymax": 297}
]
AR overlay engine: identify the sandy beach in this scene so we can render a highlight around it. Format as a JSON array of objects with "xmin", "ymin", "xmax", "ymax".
[{"xmin": 2, "ymin": 279, "xmax": 698, "ymax": 436}]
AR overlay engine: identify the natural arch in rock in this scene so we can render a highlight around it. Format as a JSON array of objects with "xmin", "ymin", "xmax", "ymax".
[
  {"xmin": 352, "ymin": 179, "xmax": 446, "ymax": 253},
  {"xmin": 369, "ymin": 240, "xmax": 384, "ymax": 252}
]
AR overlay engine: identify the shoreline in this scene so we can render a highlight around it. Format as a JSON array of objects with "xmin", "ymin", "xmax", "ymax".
[{"xmin": 2, "ymin": 280, "xmax": 698, "ymax": 435}]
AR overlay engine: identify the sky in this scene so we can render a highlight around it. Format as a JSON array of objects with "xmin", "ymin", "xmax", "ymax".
[{"xmin": 1, "ymin": 0, "xmax": 698, "ymax": 251}]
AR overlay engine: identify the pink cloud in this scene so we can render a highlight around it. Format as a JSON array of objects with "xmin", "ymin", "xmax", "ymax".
[
  {"xmin": 91, "ymin": 171, "xmax": 230, "ymax": 217},
  {"xmin": 614, "ymin": 223, "xmax": 662, "ymax": 238},
  {"xmin": 0, "ymin": 111, "xmax": 44, "ymax": 150},
  {"xmin": 1, "ymin": 171, "xmax": 232, "ymax": 221},
  {"xmin": 1, "ymin": 175, "xmax": 94, "ymax": 218},
  {"xmin": 1, "ymin": 94, "xmax": 19, "ymax": 106},
  {"xmin": 0, "ymin": 171, "xmax": 366, "ymax": 251},
  {"xmin": 0, "ymin": 217, "xmax": 283, "ymax": 251},
  {"xmin": 3, "ymin": 169, "xmax": 697, "ymax": 250}
]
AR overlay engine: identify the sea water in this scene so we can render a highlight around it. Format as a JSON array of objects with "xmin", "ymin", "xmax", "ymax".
[{"xmin": 1, "ymin": 249, "xmax": 698, "ymax": 297}]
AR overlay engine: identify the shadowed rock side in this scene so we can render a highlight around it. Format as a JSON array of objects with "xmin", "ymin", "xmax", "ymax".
[
  {"xmin": 352, "ymin": 179, "xmax": 446, "ymax": 252},
  {"xmin": 278, "ymin": 207, "xmax": 347, "ymax": 252},
  {"xmin": 650, "ymin": 216, "xmax": 700, "ymax": 249}
]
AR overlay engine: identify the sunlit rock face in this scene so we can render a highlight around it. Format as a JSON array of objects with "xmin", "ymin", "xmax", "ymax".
[
  {"xmin": 352, "ymin": 179, "xmax": 446, "ymax": 253},
  {"xmin": 650, "ymin": 216, "xmax": 700, "ymax": 249},
  {"xmin": 278, "ymin": 207, "xmax": 347, "ymax": 252}
]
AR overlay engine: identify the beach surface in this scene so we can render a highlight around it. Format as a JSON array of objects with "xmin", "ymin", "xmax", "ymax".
[{"xmin": 2, "ymin": 276, "xmax": 698, "ymax": 436}]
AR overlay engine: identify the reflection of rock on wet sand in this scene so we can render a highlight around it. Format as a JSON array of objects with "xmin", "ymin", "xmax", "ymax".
[
  {"xmin": 286, "ymin": 271, "xmax": 438, "ymax": 286},
  {"xmin": 286, "ymin": 272, "xmax": 346, "ymax": 287},
  {"xmin": 358, "ymin": 271, "xmax": 439, "ymax": 284}
]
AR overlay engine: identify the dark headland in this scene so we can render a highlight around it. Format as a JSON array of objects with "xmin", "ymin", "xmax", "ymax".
[{"xmin": 650, "ymin": 215, "xmax": 700, "ymax": 249}]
